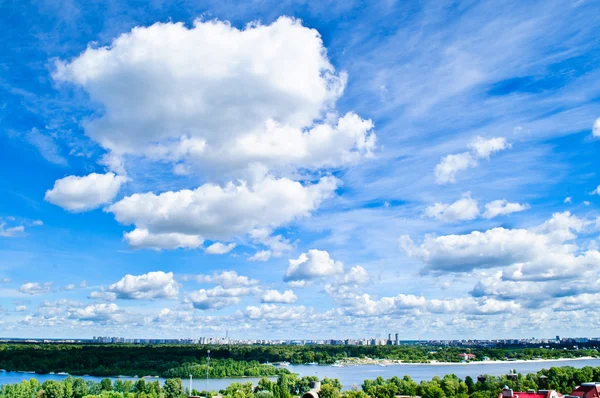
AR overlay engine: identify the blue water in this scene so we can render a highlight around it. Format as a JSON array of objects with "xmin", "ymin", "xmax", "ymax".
[{"xmin": 2, "ymin": 359, "xmax": 600, "ymax": 390}]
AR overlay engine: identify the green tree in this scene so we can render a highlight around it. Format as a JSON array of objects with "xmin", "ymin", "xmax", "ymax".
[
  {"xmin": 319, "ymin": 384, "xmax": 340, "ymax": 398},
  {"xmin": 100, "ymin": 380, "xmax": 112, "ymax": 393},
  {"xmin": 164, "ymin": 379, "xmax": 183, "ymax": 398},
  {"xmin": 42, "ymin": 381, "xmax": 65, "ymax": 398},
  {"xmin": 72, "ymin": 379, "xmax": 89, "ymax": 398}
]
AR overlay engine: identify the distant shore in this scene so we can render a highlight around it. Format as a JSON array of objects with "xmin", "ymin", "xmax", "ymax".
[{"xmin": 336, "ymin": 356, "xmax": 600, "ymax": 367}]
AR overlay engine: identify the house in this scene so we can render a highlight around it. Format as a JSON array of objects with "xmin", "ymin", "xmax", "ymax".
[
  {"xmin": 458, "ymin": 353, "xmax": 476, "ymax": 360},
  {"xmin": 499, "ymin": 386, "xmax": 562, "ymax": 398},
  {"xmin": 566, "ymin": 382, "xmax": 600, "ymax": 398}
]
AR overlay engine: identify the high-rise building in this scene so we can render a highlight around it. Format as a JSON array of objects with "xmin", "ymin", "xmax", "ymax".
[{"xmin": 395, "ymin": 333, "xmax": 399, "ymax": 345}]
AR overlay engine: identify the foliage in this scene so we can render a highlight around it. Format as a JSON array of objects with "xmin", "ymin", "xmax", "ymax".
[{"xmin": 2, "ymin": 365, "xmax": 600, "ymax": 398}]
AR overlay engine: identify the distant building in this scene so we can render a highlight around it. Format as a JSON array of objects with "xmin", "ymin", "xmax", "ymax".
[{"xmin": 458, "ymin": 353, "xmax": 476, "ymax": 361}]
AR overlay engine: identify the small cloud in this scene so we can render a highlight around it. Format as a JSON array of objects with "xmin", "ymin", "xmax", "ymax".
[
  {"xmin": 63, "ymin": 284, "xmax": 75, "ymax": 291},
  {"xmin": 593, "ymin": 118, "xmax": 600, "ymax": 138},
  {"xmin": 79, "ymin": 280, "xmax": 87, "ymax": 288},
  {"xmin": 15, "ymin": 305, "xmax": 27, "ymax": 312},
  {"xmin": 248, "ymin": 250, "xmax": 272, "ymax": 262},
  {"xmin": 19, "ymin": 282, "xmax": 53, "ymax": 295},
  {"xmin": 205, "ymin": 242, "xmax": 236, "ymax": 255},
  {"xmin": 564, "ymin": 197, "xmax": 572, "ymax": 203},
  {"xmin": 31, "ymin": 220, "xmax": 44, "ymax": 226}
]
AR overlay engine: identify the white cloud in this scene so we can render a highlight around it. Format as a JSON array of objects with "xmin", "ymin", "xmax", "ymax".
[
  {"xmin": 434, "ymin": 152, "xmax": 477, "ymax": 184},
  {"xmin": 248, "ymin": 250, "xmax": 272, "ymax": 262},
  {"xmin": 184, "ymin": 289, "xmax": 241, "ymax": 310},
  {"xmin": 108, "ymin": 271, "xmax": 179, "ymax": 300},
  {"xmin": 592, "ymin": 185, "xmax": 600, "ymax": 195},
  {"xmin": 79, "ymin": 280, "xmax": 87, "ymax": 288},
  {"xmin": 260, "ymin": 289, "xmax": 298, "ymax": 304},
  {"xmin": 337, "ymin": 266, "xmax": 371, "ymax": 285},
  {"xmin": 287, "ymin": 280, "xmax": 308, "ymax": 288},
  {"xmin": 25, "ymin": 128, "xmax": 67, "ymax": 166},
  {"xmin": 284, "ymin": 249, "xmax": 345, "ymax": 282},
  {"xmin": 88, "ymin": 291, "xmax": 117, "ymax": 301},
  {"xmin": 45, "ymin": 172, "xmax": 127, "ymax": 212},
  {"xmin": 341, "ymin": 292, "xmax": 519, "ymax": 317},
  {"xmin": 482, "ymin": 200, "xmax": 530, "ymax": 219},
  {"xmin": 401, "ymin": 212, "xmax": 599, "ymax": 280},
  {"xmin": 189, "ymin": 271, "xmax": 259, "ymax": 288},
  {"xmin": 468, "ymin": 136, "xmax": 511, "ymax": 159},
  {"xmin": 205, "ymin": 242, "xmax": 236, "ymax": 254},
  {"xmin": 564, "ymin": 196, "xmax": 573, "ymax": 203},
  {"xmin": 31, "ymin": 220, "xmax": 44, "ymax": 226},
  {"xmin": 1, "ymin": 278, "xmax": 11, "ymax": 283},
  {"xmin": 244, "ymin": 304, "xmax": 309, "ymax": 321},
  {"xmin": 53, "ymin": 17, "xmax": 375, "ymax": 174},
  {"xmin": 424, "ymin": 193, "xmax": 479, "ymax": 222},
  {"xmin": 19, "ymin": 282, "xmax": 53, "ymax": 295},
  {"xmin": 108, "ymin": 174, "xmax": 338, "ymax": 248},
  {"xmin": 68, "ymin": 303, "xmax": 124, "ymax": 323},
  {"xmin": 63, "ymin": 284, "xmax": 75, "ymax": 291},
  {"xmin": 249, "ymin": 228, "xmax": 293, "ymax": 256},
  {"xmin": 593, "ymin": 118, "xmax": 600, "ymax": 138},
  {"xmin": 0, "ymin": 223, "xmax": 25, "ymax": 238},
  {"xmin": 123, "ymin": 229, "xmax": 204, "ymax": 250},
  {"xmin": 434, "ymin": 137, "xmax": 510, "ymax": 184},
  {"xmin": 15, "ymin": 305, "xmax": 27, "ymax": 312}
]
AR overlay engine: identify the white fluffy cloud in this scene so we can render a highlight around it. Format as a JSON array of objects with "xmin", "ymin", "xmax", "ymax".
[
  {"xmin": 468, "ymin": 136, "xmax": 511, "ymax": 159},
  {"xmin": 337, "ymin": 266, "xmax": 371, "ymax": 285},
  {"xmin": 184, "ymin": 285, "xmax": 257, "ymax": 310},
  {"xmin": 53, "ymin": 17, "xmax": 375, "ymax": 174},
  {"xmin": 435, "ymin": 137, "xmax": 510, "ymax": 184},
  {"xmin": 284, "ymin": 249, "xmax": 345, "ymax": 282},
  {"xmin": 344, "ymin": 293, "xmax": 519, "ymax": 317},
  {"xmin": 189, "ymin": 271, "xmax": 259, "ymax": 288},
  {"xmin": 593, "ymin": 118, "xmax": 600, "ymax": 138},
  {"xmin": 205, "ymin": 242, "xmax": 236, "ymax": 254},
  {"xmin": 45, "ymin": 172, "xmax": 127, "ymax": 212},
  {"xmin": 88, "ymin": 291, "xmax": 117, "ymax": 301},
  {"xmin": 19, "ymin": 282, "xmax": 53, "ymax": 295},
  {"xmin": 248, "ymin": 250, "xmax": 272, "ymax": 262},
  {"xmin": 401, "ymin": 212, "xmax": 599, "ymax": 280},
  {"xmin": 260, "ymin": 289, "xmax": 298, "ymax": 304},
  {"xmin": 108, "ymin": 271, "xmax": 179, "ymax": 300},
  {"xmin": 482, "ymin": 200, "xmax": 530, "ymax": 219},
  {"xmin": 123, "ymin": 229, "xmax": 204, "ymax": 250},
  {"xmin": 592, "ymin": 185, "xmax": 600, "ymax": 195},
  {"xmin": 108, "ymin": 174, "xmax": 338, "ymax": 249},
  {"xmin": 68, "ymin": 303, "xmax": 124, "ymax": 323},
  {"xmin": 424, "ymin": 193, "xmax": 479, "ymax": 222}
]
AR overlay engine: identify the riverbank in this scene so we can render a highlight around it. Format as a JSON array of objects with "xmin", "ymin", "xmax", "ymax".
[{"xmin": 336, "ymin": 356, "xmax": 599, "ymax": 366}]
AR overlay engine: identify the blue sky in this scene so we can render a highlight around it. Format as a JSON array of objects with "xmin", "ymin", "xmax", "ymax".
[{"xmin": 1, "ymin": 0, "xmax": 600, "ymax": 340}]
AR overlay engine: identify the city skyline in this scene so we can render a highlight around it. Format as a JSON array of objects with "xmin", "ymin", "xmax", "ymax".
[{"xmin": 1, "ymin": 0, "xmax": 600, "ymax": 340}]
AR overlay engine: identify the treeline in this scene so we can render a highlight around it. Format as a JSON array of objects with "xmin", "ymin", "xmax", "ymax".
[
  {"xmin": 0, "ymin": 345, "xmax": 292, "ymax": 377},
  {"xmin": 2, "ymin": 365, "xmax": 600, "ymax": 398},
  {"xmin": 0, "ymin": 344, "xmax": 597, "ymax": 377}
]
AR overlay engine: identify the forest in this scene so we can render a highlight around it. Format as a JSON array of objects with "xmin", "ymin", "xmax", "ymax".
[
  {"xmin": 0, "ymin": 344, "xmax": 597, "ymax": 377},
  {"xmin": 2, "ymin": 365, "xmax": 600, "ymax": 398}
]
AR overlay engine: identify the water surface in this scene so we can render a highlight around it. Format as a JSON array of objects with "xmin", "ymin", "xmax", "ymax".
[{"xmin": 2, "ymin": 358, "xmax": 600, "ymax": 390}]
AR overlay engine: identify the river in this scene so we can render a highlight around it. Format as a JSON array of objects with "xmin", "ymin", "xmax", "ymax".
[{"xmin": 2, "ymin": 359, "xmax": 600, "ymax": 391}]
